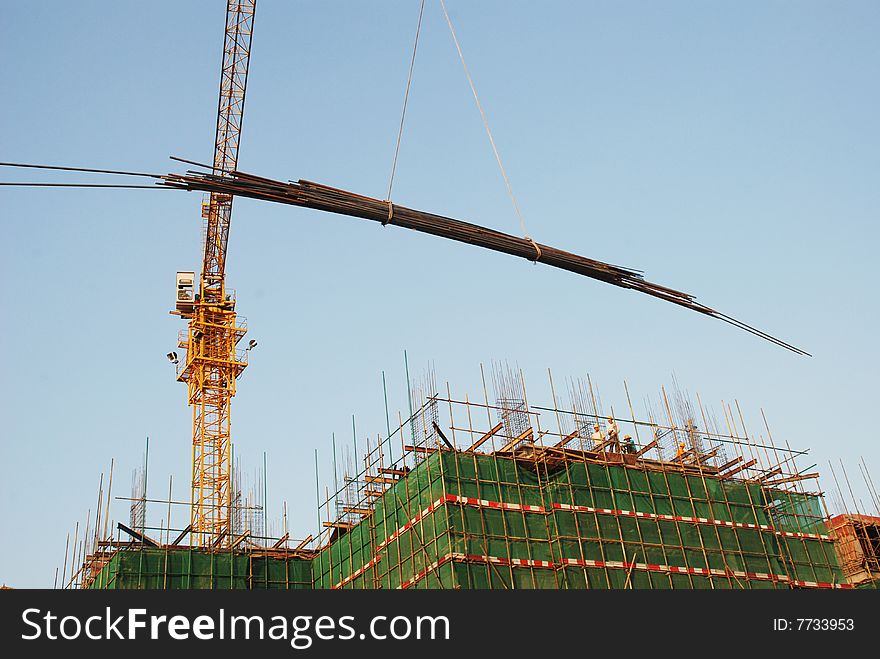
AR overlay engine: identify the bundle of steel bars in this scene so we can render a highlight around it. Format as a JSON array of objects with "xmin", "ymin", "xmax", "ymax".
[{"xmin": 160, "ymin": 166, "xmax": 808, "ymax": 355}]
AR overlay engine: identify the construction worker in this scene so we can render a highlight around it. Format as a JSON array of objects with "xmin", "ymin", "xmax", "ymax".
[
  {"xmin": 676, "ymin": 442, "xmax": 687, "ymax": 461},
  {"xmin": 622, "ymin": 434, "xmax": 636, "ymax": 454},
  {"xmin": 606, "ymin": 416, "xmax": 620, "ymax": 451},
  {"xmin": 591, "ymin": 423, "xmax": 605, "ymax": 448}
]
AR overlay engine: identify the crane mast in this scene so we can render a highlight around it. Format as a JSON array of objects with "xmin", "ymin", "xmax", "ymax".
[{"xmin": 174, "ymin": 0, "xmax": 256, "ymax": 548}]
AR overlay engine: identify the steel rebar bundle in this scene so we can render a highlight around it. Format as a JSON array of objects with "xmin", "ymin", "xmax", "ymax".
[{"xmin": 160, "ymin": 166, "xmax": 808, "ymax": 355}]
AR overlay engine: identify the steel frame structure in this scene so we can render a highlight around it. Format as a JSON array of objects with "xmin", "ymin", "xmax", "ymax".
[{"xmin": 176, "ymin": 0, "xmax": 256, "ymax": 548}]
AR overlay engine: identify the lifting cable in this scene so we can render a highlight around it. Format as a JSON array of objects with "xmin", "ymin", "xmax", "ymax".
[
  {"xmin": 438, "ymin": 0, "xmax": 539, "ymax": 260},
  {"xmin": 386, "ymin": 0, "xmax": 427, "ymax": 225}
]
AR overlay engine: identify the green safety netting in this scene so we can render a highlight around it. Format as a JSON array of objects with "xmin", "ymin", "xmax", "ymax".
[
  {"xmin": 88, "ymin": 547, "xmax": 312, "ymax": 590},
  {"xmin": 91, "ymin": 451, "xmax": 845, "ymax": 589}
]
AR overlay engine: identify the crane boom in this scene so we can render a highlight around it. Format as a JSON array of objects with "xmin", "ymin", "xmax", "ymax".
[
  {"xmin": 175, "ymin": 0, "xmax": 256, "ymax": 548},
  {"xmin": 203, "ymin": 1, "xmax": 255, "ymax": 294}
]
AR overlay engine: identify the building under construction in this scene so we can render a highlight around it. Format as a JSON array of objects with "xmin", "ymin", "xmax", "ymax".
[
  {"xmin": 68, "ymin": 370, "xmax": 880, "ymax": 591},
  {"xmin": 24, "ymin": 2, "xmax": 874, "ymax": 593}
]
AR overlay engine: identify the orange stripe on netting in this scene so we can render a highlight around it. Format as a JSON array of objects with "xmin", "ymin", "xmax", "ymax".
[
  {"xmin": 400, "ymin": 551, "xmax": 853, "ymax": 590},
  {"xmin": 332, "ymin": 492, "xmax": 837, "ymax": 589}
]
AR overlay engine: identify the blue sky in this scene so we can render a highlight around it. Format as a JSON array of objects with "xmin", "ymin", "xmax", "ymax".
[{"xmin": 1, "ymin": 1, "xmax": 878, "ymax": 588}]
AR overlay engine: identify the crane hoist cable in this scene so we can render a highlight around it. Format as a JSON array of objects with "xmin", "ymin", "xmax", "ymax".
[
  {"xmin": 387, "ymin": 0, "xmax": 427, "ymax": 207},
  {"xmin": 438, "ymin": 0, "xmax": 533, "ymax": 248}
]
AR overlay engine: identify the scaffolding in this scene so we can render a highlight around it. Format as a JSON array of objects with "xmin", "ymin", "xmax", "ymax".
[
  {"xmin": 64, "ymin": 448, "xmax": 311, "ymax": 590},
  {"xmin": 312, "ymin": 369, "xmax": 853, "ymax": 589},
  {"xmin": 71, "ymin": 368, "xmax": 877, "ymax": 590}
]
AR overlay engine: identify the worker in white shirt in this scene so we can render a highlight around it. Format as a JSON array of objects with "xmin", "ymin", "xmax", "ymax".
[
  {"xmin": 591, "ymin": 423, "xmax": 605, "ymax": 448},
  {"xmin": 606, "ymin": 416, "xmax": 620, "ymax": 451}
]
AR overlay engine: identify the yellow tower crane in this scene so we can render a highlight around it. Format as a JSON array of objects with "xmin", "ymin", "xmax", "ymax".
[{"xmin": 172, "ymin": 0, "xmax": 257, "ymax": 548}]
